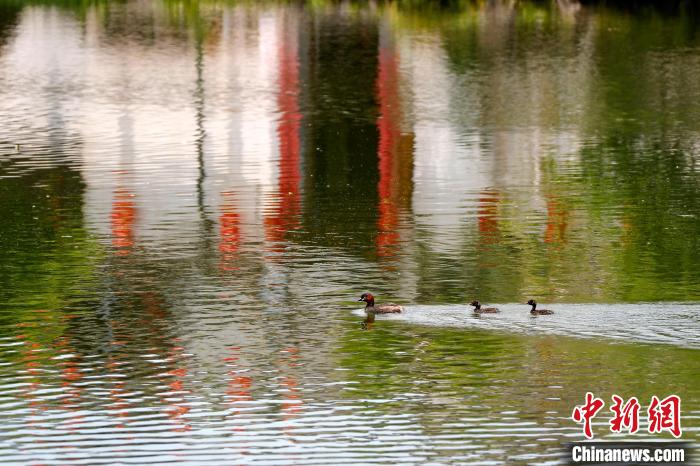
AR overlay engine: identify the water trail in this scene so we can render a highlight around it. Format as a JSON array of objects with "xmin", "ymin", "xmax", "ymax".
[{"xmin": 354, "ymin": 303, "xmax": 700, "ymax": 349}]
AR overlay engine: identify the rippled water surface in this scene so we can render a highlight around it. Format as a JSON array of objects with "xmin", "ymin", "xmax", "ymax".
[{"xmin": 0, "ymin": 1, "xmax": 699, "ymax": 464}]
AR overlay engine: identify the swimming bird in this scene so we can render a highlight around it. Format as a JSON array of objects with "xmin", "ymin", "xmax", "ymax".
[
  {"xmin": 526, "ymin": 299, "xmax": 554, "ymax": 315},
  {"xmin": 470, "ymin": 300, "xmax": 499, "ymax": 313},
  {"xmin": 358, "ymin": 292, "xmax": 402, "ymax": 314}
]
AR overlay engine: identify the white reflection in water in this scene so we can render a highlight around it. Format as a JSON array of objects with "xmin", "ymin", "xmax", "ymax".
[{"xmin": 406, "ymin": 34, "xmax": 491, "ymax": 255}]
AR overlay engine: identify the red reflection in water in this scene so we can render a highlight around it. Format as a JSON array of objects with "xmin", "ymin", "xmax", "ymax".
[
  {"xmin": 101, "ymin": 290, "xmax": 191, "ymax": 442},
  {"xmin": 544, "ymin": 195, "xmax": 569, "ymax": 246},
  {"xmin": 142, "ymin": 291, "xmax": 168, "ymax": 320},
  {"xmin": 107, "ymin": 290, "xmax": 192, "ymax": 433},
  {"xmin": 18, "ymin": 337, "xmax": 47, "ymax": 417},
  {"xmin": 59, "ymin": 356, "xmax": 83, "ymax": 412},
  {"xmin": 478, "ymin": 190, "xmax": 501, "ymax": 246},
  {"xmin": 18, "ymin": 324, "xmax": 89, "ymax": 434},
  {"xmin": 265, "ymin": 22, "xmax": 302, "ymax": 254},
  {"xmin": 111, "ymin": 187, "xmax": 136, "ymax": 255},
  {"xmin": 224, "ymin": 345, "xmax": 253, "ymax": 442},
  {"xmin": 106, "ymin": 355, "xmax": 131, "ymax": 429},
  {"xmin": 376, "ymin": 46, "xmax": 400, "ymax": 258},
  {"xmin": 52, "ymin": 336, "xmax": 86, "ymax": 430},
  {"xmin": 161, "ymin": 345, "xmax": 191, "ymax": 432},
  {"xmin": 219, "ymin": 191, "xmax": 241, "ymax": 271},
  {"xmin": 279, "ymin": 347, "xmax": 303, "ymax": 431}
]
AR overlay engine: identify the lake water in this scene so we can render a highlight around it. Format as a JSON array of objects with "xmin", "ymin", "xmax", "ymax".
[{"xmin": 0, "ymin": 1, "xmax": 699, "ymax": 464}]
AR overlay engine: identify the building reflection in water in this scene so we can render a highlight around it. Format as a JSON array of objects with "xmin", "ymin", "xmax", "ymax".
[
  {"xmin": 162, "ymin": 343, "xmax": 192, "ymax": 432},
  {"xmin": 376, "ymin": 24, "xmax": 400, "ymax": 262},
  {"xmin": 478, "ymin": 189, "xmax": 501, "ymax": 248},
  {"xmin": 224, "ymin": 344, "xmax": 253, "ymax": 458},
  {"xmin": 111, "ymin": 184, "xmax": 136, "ymax": 256},
  {"xmin": 265, "ymin": 12, "xmax": 302, "ymax": 255},
  {"xmin": 544, "ymin": 194, "xmax": 569, "ymax": 246},
  {"xmin": 219, "ymin": 191, "xmax": 241, "ymax": 271},
  {"xmin": 279, "ymin": 346, "xmax": 303, "ymax": 435}
]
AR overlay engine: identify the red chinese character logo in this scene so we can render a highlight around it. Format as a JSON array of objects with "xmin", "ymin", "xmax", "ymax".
[
  {"xmin": 609, "ymin": 395, "xmax": 640, "ymax": 434},
  {"xmin": 572, "ymin": 392, "xmax": 605, "ymax": 439},
  {"xmin": 647, "ymin": 395, "xmax": 682, "ymax": 438}
]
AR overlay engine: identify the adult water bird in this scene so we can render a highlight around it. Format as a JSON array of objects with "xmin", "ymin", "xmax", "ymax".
[{"xmin": 358, "ymin": 292, "xmax": 403, "ymax": 314}]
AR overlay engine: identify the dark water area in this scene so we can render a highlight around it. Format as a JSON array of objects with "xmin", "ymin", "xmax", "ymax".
[{"xmin": 0, "ymin": 1, "xmax": 699, "ymax": 464}]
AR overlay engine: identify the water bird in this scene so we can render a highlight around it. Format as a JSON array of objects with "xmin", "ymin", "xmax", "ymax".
[
  {"xmin": 470, "ymin": 300, "xmax": 499, "ymax": 313},
  {"xmin": 358, "ymin": 292, "xmax": 402, "ymax": 314},
  {"xmin": 526, "ymin": 299, "xmax": 554, "ymax": 315}
]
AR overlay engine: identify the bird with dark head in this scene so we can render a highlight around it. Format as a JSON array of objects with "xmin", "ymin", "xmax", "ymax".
[
  {"xmin": 526, "ymin": 299, "xmax": 554, "ymax": 315},
  {"xmin": 470, "ymin": 300, "xmax": 499, "ymax": 313},
  {"xmin": 359, "ymin": 292, "xmax": 402, "ymax": 314}
]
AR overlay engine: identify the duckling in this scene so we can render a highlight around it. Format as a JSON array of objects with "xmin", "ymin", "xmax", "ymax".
[
  {"xmin": 527, "ymin": 299, "xmax": 554, "ymax": 315},
  {"xmin": 358, "ymin": 292, "xmax": 402, "ymax": 314},
  {"xmin": 470, "ymin": 300, "xmax": 499, "ymax": 313}
]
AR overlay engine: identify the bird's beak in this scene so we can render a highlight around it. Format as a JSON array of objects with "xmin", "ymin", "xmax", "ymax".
[{"xmin": 358, "ymin": 298, "xmax": 364, "ymax": 302}]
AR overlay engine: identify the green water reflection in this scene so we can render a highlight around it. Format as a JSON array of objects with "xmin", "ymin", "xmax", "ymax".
[{"xmin": 339, "ymin": 322, "xmax": 700, "ymax": 439}]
